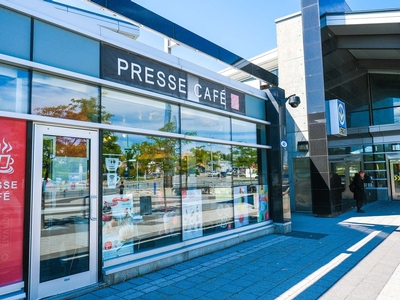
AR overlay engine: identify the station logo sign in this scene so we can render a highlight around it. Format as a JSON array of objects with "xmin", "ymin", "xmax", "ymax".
[{"xmin": 326, "ymin": 99, "xmax": 347, "ymax": 136}]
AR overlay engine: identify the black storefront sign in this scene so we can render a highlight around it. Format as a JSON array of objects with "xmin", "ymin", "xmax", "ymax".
[
  {"xmin": 101, "ymin": 43, "xmax": 187, "ymax": 99},
  {"xmin": 101, "ymin": 44, "xmax": 245, "ymax": 114}
]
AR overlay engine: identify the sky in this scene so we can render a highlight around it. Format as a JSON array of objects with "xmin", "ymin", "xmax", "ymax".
[{"xmin": 129, "ymin": 0, "xmax": 400, "ymax": 72}]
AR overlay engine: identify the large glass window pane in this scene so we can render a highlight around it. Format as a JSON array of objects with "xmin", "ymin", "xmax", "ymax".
[
  {"xmin": 232, "ymin": 119, "xmax": 256, "ymax": 144},
  {"xmin": 371, "ymin": 74, "xmax": 400, "ymax": 109},
  {"xmin": 245, "ymin": 95, "xmax": 266, "ymax": 120},
  {"xmin": 370, "ymin": 74, "xmax": 400, "ymax": 125},
  {"xmin": 257, "ymin": 124, "xmax": 267, "ymax": 145},
  {"xmin": 33, "ymin": 20, "xmax": 99, "ymax": 77},
  {"xmin": 0, "ymin": 7, "xmax": 31, "ymax": 60},
  {"xmin": 101, "ymin": 89, "xmax": 180, "ymax": 132},
  {"xmin": 373, "ymin": 107, "xmax": 400, "ymax": 125},
  {"xmin": 0, "ymin": 64, "xmax": 30, "ymax": 113},
  {"xmin": 349, "ymin": 110, "xmax": 370, "ymax": 127},
  {"xmin": 102, "ymin": 131, "xmax": 181, "ymax": 260},
  {"xmin": 232, "ymin": 146, "xmax": 267, "ymax": 223},
  {"xmin": 32, "ymin": 72, "xmax": 100, "ymax": 122},
  {"xmin": 181, "ymin": 107, "xmax": 230, "ymax": 140},
  {"xmin": 180, "ymin": 142, "xmax": 234, "ymax": 238}
]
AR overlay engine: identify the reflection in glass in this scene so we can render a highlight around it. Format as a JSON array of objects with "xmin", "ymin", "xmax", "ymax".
[
  {"xmin": 102, "ymin": 88, "xmax": 180, "ymax": 132},
  {"xmin": 0, "ymin": 63, "xmax": 29, "ymax": 113},
  {"xmin": 350, "ymin": 110, "xmax": 370, "ymax": 127},
  {"xmin": 32, "ymin": 72, "xmax": 100, "ymax": 122},
  {"xmin": 373, "ymin": 107, "xmax": 400, "ymax": 125},
  {"xmin": 102, "ymin": 131, "xmax": 181, "ymax": 260},
  {"xmin": 181, "ymin": 107, "xmax": 230, "ymax": 140},
  {"xmin": 231, "ymin": 118, "xmax": 257, "ymax": 144},
  {"xmin": 180, "ymin": 142, "xmax": 233, "ymax": 237},
  {"xmin": 232, "ymin": 146, "xmax": 265, "ymax": 223},
  {"xmin": 371, "ymin": 74, "xmax": 400, "ymax": 110},
  {"xmin": 40, "ymin": 135, "xmax": 90, "ymax": 282}
]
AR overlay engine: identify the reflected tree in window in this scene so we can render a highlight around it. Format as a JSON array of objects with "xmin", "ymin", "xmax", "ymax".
[
  {"xmin": 140, "ymin": 122, "xmax": 181, "ymax": 211},
  {"xmin": 34, "ymin": 95, "xmax": 119, "ymax": 159},
  {"xmin": 232, "ymin": 146, "xmax": 258, "ymax": 179},
  {"xmin": 188, "ymin": 145, "xmax": 209, "ymax": 176},
  {"xmin": 34, "ymin": 96, "xmax": 109, "ymax": 123}
]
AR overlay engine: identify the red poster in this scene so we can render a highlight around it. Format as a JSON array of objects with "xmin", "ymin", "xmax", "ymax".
[{"xmin": 0, "ymin": 118, "xmax": 26, "ymax": 286}]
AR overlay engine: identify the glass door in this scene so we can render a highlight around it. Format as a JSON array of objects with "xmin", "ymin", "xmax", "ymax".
[
  {"xmin": 331, "ymin": 161, "xmax": 360, "ymax": 200},
  {"xmin": 390, "ymin": 160, "xmax": 400, "ymax": 201},
  {"xmin": 29, "ymin": 125, "xmax": 98, "ymax": 299}
]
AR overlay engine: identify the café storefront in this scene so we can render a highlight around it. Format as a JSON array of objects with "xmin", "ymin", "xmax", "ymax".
[{"xmin": 0, "ymin": 2, "xmax": 275, "ymax": 299}]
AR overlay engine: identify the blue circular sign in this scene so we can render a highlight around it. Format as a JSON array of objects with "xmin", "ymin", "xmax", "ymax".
[{"xmin": 338, "ymin": 103, "xmax": 345, "ymax": 126}]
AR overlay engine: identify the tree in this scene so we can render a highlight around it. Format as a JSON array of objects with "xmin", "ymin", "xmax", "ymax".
[
  {"xmin": 34, "ymin": 96, "xmax": 118, "ymax": 177},
  {"xmin": 232, "ymin": 146, "xmax": 258, "ymax": 179}
]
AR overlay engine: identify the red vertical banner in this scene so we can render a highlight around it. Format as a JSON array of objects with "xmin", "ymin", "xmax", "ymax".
[{"xmin": 0, "ymin": 118, "xmax": 26, "ymax": 286}]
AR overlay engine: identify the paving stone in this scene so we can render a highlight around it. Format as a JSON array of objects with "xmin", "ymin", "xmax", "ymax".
[{"xmin": 65, "ymin": 201, "xmax": 400, "ymax": 300}]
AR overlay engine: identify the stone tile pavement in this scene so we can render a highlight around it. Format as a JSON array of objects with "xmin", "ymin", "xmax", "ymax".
[{"xmin": 68, "ymin": 200, "xmax": 400, "ymax": 300}]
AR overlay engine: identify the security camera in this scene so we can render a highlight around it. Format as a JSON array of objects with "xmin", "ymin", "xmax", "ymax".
[{"xmin": 288, "ymin": 95, "xmax": 301, "ymax": 108}]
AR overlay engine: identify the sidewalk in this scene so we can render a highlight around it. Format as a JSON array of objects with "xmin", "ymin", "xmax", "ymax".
[{"xmin": 71, "ymin": 200, "xmax": 400, "ymax": 300}]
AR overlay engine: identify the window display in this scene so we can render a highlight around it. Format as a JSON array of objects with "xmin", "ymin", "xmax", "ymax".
[{"xmin": 102, "ymin": 131, "xmax": 182, "ymax": 260}]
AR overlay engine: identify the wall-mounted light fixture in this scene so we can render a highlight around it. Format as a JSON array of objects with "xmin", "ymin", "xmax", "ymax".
[{"xmin": 297, "ymin": 141, "xmax": 309, "ymax": 152}]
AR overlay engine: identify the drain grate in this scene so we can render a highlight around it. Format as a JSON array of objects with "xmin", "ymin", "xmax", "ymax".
[{"xmin": 285, "ymin": 230, "xmax": 328, "ymax": 240}]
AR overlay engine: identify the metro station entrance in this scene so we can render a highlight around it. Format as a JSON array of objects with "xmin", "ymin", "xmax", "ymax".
[
  {"xmin": 330, "ymin": 160, "xmax": 361, "ymax": 200},
  {"xmin": 389, "ymin": 160, "xmax": 400, "ymax": 201}
]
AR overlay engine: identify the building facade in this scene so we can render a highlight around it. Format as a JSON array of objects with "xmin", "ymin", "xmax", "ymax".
[
  {"xmin": 277, "ymin": 0, "xmax": 400, "ymax": 214},
  {"xmin": 0, "ymin": 1, "xmax": 282, "ymax": 299},
  {"xmin": 222, "ymin": 0, "xmax": 400, "ymax": 215}
]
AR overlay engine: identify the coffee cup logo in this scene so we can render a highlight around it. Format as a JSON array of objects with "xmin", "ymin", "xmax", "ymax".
[
  {"xmin": 107, "ymin": 173, "xmax": 121, "ymax": 188},
  {"xmin": 0, "ymin": 138, "xmax": 14, "ymax": 174},
  {"xmin": 105, "ymin": 158, "xmax": 122, "ymax": 172}
]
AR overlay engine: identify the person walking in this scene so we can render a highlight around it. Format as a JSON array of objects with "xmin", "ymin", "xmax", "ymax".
[
  {"xmin": 353, "ymin": 171, "xmax": 366, "ymax": 213},
  {"xmin": 119, "ymin": 180, "xmax": 125, "ymax": 195}
]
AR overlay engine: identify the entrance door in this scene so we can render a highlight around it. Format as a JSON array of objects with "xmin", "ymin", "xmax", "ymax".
[
  {"xmin": 29, "ymin": 125, "xmax": 98, "ymax": 299},
  {"xmin": 389, "ymin": 160, "xmax": 400, "ymax": 201},
  {"xmin": 331, "ymin": 161, "xmax": 360, "ymax": 199}
]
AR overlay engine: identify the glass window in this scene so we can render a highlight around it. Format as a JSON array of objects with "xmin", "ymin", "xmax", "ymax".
[
  {"xmin": 349, "ymin": 110, "xmax": 370, "ymax": 127},
  {"xmin": 33, "ymin": 20, "xmax": 99, "ymax": 77},
  {"xmin": 0, "ymin": 7, "xmax": 31, "ymax": 60},
  {"xmin": 0, "ymin": 64, "xmax": 30, "ymax": 113},
  {"xmin": 257, "ymin": 124, "xmax": 267, "ymax": 145},
  {"xmin": 180, "ymin": 142, "xmax": 234, "ymax": 238},
  {"xmin": 181, "ymin": 107, "xmax": 230, "ymax": 140},
  {"xmin": 363, "ymin": 163, "xmax": 385, "ymax": 170},
  {"xmin": 101, "ymin": 89, "xmax": 180, "ymax": 133},
  {"xmin": 388, "ymin": 144, "xmax": 400, "ymax": 151},
  {"xmin": 328, "ymin": 147, "xmax": 350, "ymax": 155},
  {"xmin": 364, "ymin": 155, "xmax": 374, "ymax": 161},
  {"xmin": 32, "ymin": 72, "xmax": 100, "ymax": 122},
  {"xmin": 371, "ymin": 74, "xmax": 400, "ymax": 109},
  {"xmin": 102, "ymin": 131, "xmax": 181, "ymax": 260},
  {"xmin": 232, "ymin": 119, "xmax": 257, "ymax": 144},
  {"xmin": 232, "ymin": 146, "xmax": 267, "ymax": 223},
  {"xmin": 370, "ymin": 74, "xmax": 400, "ymax": 125},
  {"xmin": 373, "ymin": 107, "xmax": 400, "ymax": 125},
  {"xmin": 245, "ymin": 95, "xmax": 266, "ymax": 120}
]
